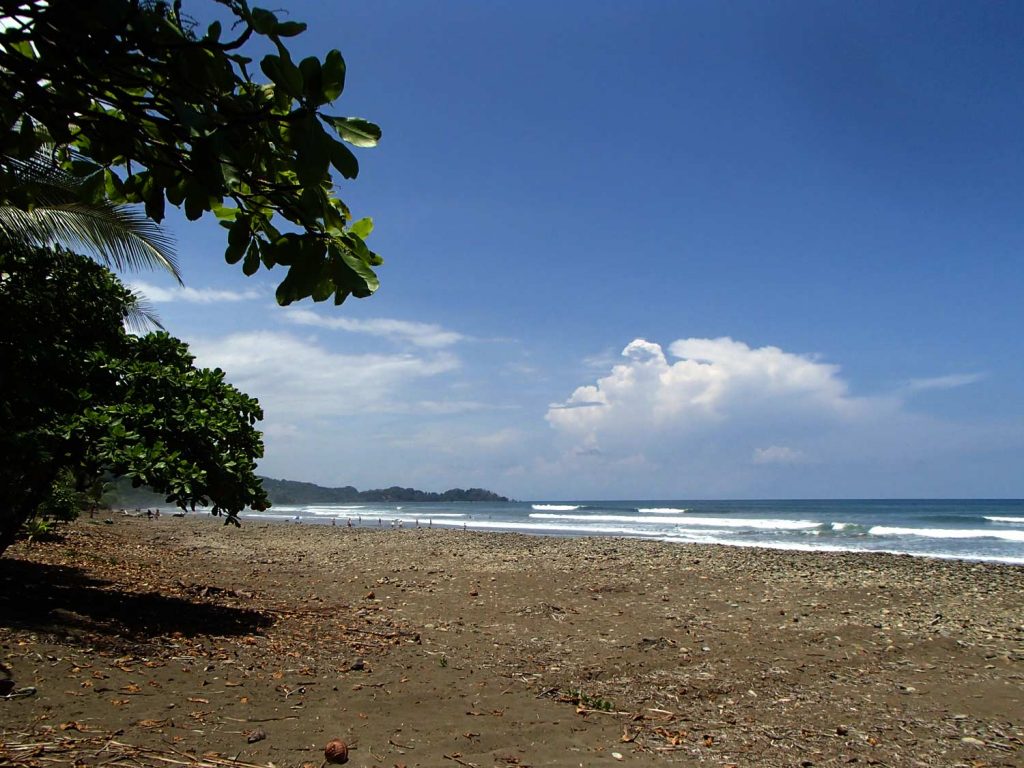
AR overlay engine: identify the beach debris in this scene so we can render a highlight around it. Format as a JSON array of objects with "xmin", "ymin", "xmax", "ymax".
[
  {"xmin": 0, "ymin": 685, "xmax": 37, "ymax": 699},
  {"xmin": 611, "ymin": 751, "xmax": 624, "ymax": 760},
  {"xmin": 246, "ymin": 727, "xmax": 267, "ymax": 743},
  {"xmin": 324, "ymin": 738, "xmax": 349, "ymax": 763}
]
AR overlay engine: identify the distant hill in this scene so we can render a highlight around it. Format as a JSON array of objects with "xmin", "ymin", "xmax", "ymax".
[
  {"xmin": 104, "ymin": 476, "xmax": 509, "ymax": 507},
  {"xmin": 259, "ymin": 477, "xmax": 509, "ymax": 504}
]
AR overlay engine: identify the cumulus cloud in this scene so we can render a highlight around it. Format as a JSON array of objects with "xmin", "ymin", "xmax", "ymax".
[
  {"xmin": 542, "ymin": 336, "xmax": 920, "ymax": 496},
  {"xmin": 547, "ymin": 337, "xmax": 877, "ymax": 446},
  {"xmin": 189, "ymin": 331, "xmax": 460, "ymax": 419},
  {"xmin": 128, "ymin": 280, "xmax": 261, "ymax": 303},
  {"xmin": 283, "ymin": 308, "xmax": 466, "ymax": 348}
]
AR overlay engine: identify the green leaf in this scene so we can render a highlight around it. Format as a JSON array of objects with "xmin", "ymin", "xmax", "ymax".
[
  {"xmin": 328, "ymin": 139, "xmax": 359, "ymax": 179},
  {"xmin": 183, "ymin": 182, "xmax": 206, "ymax": 221},
  {"xmin": 349, "ymin": 217, "xmax": 373, "ymax": 239},
  {"xmin": 225, "ymin": 217, "xmax": 250, "ymax": 264},
  {"xmin": 141, "ymin": 176, "xmax": 165, "ymax": 222},
  {"xmin": 299, "ymin": 56, "xmax": 325, "ymax": 105},
  {"xmin": 242, "ymin": 242, "xmax": 261, "ymax": 275},
  {"xmin": 250, "ymin": 8, "xmax": 278, "ymax": 34},
  {"xmin": 275, "ymin": 21, "xmax": 307, "ymax": 37},
  {"xmin": 260, "ymin": 54, "xmax": 303, "ymax": 99},
  {"xmin": 323, "ymin": 116, "xmax": 382, "ymax": 148},
  {"xmin": 293, "ymin": 115, "xmax": 331, "ymax": 185},
  {"xmin": 321, "ymin": 50, "xmax": 346, "ymax": 101},
  {"xmin": 299, "ymin": 56, "xmax": 323, "ymax": 104}
]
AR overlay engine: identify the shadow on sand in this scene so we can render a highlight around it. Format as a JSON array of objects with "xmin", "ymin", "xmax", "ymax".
[{"xmin": 0, "ymin": 558, "xmax": 273, "ymax": 643}]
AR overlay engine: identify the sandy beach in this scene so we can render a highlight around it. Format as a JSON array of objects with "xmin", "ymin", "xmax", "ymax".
[{"xmin": 1, "ymin": 515, "xmax": 1021, "ymax": 767}]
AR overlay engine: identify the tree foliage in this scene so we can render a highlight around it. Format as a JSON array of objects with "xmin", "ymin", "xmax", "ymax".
[
  {"xmin": 0, "ymin": 246, "xmax": 269, "ymax": 554},
  {"xmin": 0, "ymin": 0, "xmax": 382, "ymax": 306}
]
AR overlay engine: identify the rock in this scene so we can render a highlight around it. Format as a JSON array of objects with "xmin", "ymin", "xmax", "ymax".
[
  {"xmin": 960, "ymin": 737, "xmax": 985, "ymax": 747},
  {"xmin": 246, "ymin": 727, "xmax": 266, "ymax": 744},
  {"xmin": 836, "ymin": 725, "xmax": 849, "ymax": 736},
  {"xmin": 349, "ymin": 659, "xmax": 365, "ymax": 671},
  {"xmin": 325, "ymin": 739, "xmax": 349, "ymax": 764}
]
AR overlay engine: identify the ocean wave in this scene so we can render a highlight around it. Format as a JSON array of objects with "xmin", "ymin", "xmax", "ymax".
[
  {"xmin": 657, "ymin": 536, "xmax": 1024, "ymax": 565},
  {"xmin": 870, "ymin": 526, "xmax": 1024, "ymax": 542},
  {"xmin": 638, "ymin": 507, "xmax": 689, "ymax": 514},
  {"xmin": 529, "ymin": 512, "xmax": 820, "ymax": 530},
  {"xmin": 532, "ymin": 504, "xmax": 581, "ymax": 511},
  {"xmin": 429, "ymin": 518, "xmax": 685, "ymax": 538},
  {"xmin": 985, "ymin": 516, "xmax": 1024, "ymax": 524}
]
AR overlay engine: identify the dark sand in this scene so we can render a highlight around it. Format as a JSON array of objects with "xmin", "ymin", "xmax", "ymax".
[{"xmin": 1, "ymin": 515, "xmax": 1021, "ymax": 767}]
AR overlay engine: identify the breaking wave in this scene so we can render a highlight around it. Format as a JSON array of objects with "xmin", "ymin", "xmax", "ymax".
[{"xmin": 869, "ymin": 526, "xmax": 1024, "ymax": 542}]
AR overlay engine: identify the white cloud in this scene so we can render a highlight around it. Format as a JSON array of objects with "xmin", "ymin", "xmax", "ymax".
[
  {"xmin": 129, "ymin": 280, "xmax": 261, "ymax": 303},
  {"xmin": 537, "ymin": 336, "xmax": 1024, "ymax": 497},
  {"xmin": 547, "ymin": 337, "xmax": 877, "ymax": 445},
  {"xmin": 188, "ymin": 331, "xmax": 460, "ymax": 419},
  {"xmin": 283, "ymin": 308, "xmax": 466, "ymax": 348},
  {"xmin": 543, "ymin": 337, "xmax": 919, "ymax": 495},
  {"xmin": 904, "ymin": 372, "xmax": 985, "ymax": 393}
]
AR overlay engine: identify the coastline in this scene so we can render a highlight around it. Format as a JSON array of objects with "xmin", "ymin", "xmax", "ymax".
[
  {"xmin": 243, "ymin": 498, "xmax": 1024, "ymax": 566},
  {"xmin": 1, "ymin": 515, "xmax": 1021, "ymax": 766}
]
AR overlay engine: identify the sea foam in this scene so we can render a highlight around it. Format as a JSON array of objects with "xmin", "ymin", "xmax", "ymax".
[
  {"xmin": 532, "ymin": 504, "xmax": 581, "ymax": 511},
  {"xmin": 984, "ymin": 516, "xmax": 1024, "ymax": 524},
  {"xmin": 870, "ymin": 526, "xmax": 1024, "ymax": 542},
  {"xmin": 638, "ymin": 507, "xmax": 689, "ymax": 514},
  {"xmin": 529, "ymin": 512, "xmax": 820, "ymax": 530}
]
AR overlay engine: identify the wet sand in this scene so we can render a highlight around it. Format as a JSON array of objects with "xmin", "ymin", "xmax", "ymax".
[{"xmin": 1, "ymin": 515, "xmax": 1021, "ymax": 767}]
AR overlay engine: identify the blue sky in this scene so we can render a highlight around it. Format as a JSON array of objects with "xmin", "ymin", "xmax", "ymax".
[{"xmin": 132, "ymin": 0, "xmax": 1024, "ymax": 499}]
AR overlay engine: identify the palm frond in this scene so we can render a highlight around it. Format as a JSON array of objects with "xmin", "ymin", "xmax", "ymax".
[
  {"xmin": 0, "ymin": 153, "xmax": 182, "ymax": 283},
  {"xmin": 124, "ymin": 289, "xmax": 165, "ymax": 333},
  {"xmin": 0, "ymin": 202, "xmax": 181, "ymax": 281}
]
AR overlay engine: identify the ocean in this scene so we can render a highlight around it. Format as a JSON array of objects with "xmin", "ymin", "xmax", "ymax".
[{"xmin": 241, "ymin": 499, "xmax": 1024, "ymax": 565}]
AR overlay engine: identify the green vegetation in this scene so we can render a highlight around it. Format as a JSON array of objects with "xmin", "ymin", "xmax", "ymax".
[
  {"xmin": 567, "ymin": 689, "xmax": 616, "ymax": 712},
  {"xmin": 0, "ymin": 0, "xmax": 382, "ymax": 305},
  {"xmin": 258, "ymin": 477, "xmax": 510, "ymax": 504},
  {"xmin": 0, "ymin": 1, "xmax": 388, "ymax": 553},
  {"xmin": 0, "ymin": 248, "xmax": 269, "ymax": 554},
  {"xmin": 104, "ymin": 476, "xmax": 509, "ymax": 507}
]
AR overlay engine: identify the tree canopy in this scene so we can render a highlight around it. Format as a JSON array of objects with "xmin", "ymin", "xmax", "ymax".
[
  {"xmin": 0, "ymin": 0, "xmax": 383, "ymax": 305},
  {"xmin": 0, "ymin": 246, "xmax": 269, "ymax": 554}
]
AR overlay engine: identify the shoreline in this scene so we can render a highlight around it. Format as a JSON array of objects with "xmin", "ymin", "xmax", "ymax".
[
  {"xmin": 123, "ymin": 505, "xmax": 1024, "ymax": 566},
  {"xmin": 2, "ymin": 515, "xmax": 1021, "ymax": 766}
]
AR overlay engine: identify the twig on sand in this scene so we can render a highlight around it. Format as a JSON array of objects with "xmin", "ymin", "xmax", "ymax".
[
  {"xmin": 576, "ymin": 706, "xmax": 631, "ymax": 716},
  {"xmin": 443, "ymin": 753, "xmax": 479, "ymax": 767},
  {"xmin": 0, "ymin": 734, "xmax": 281, "ymax": 768}
]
